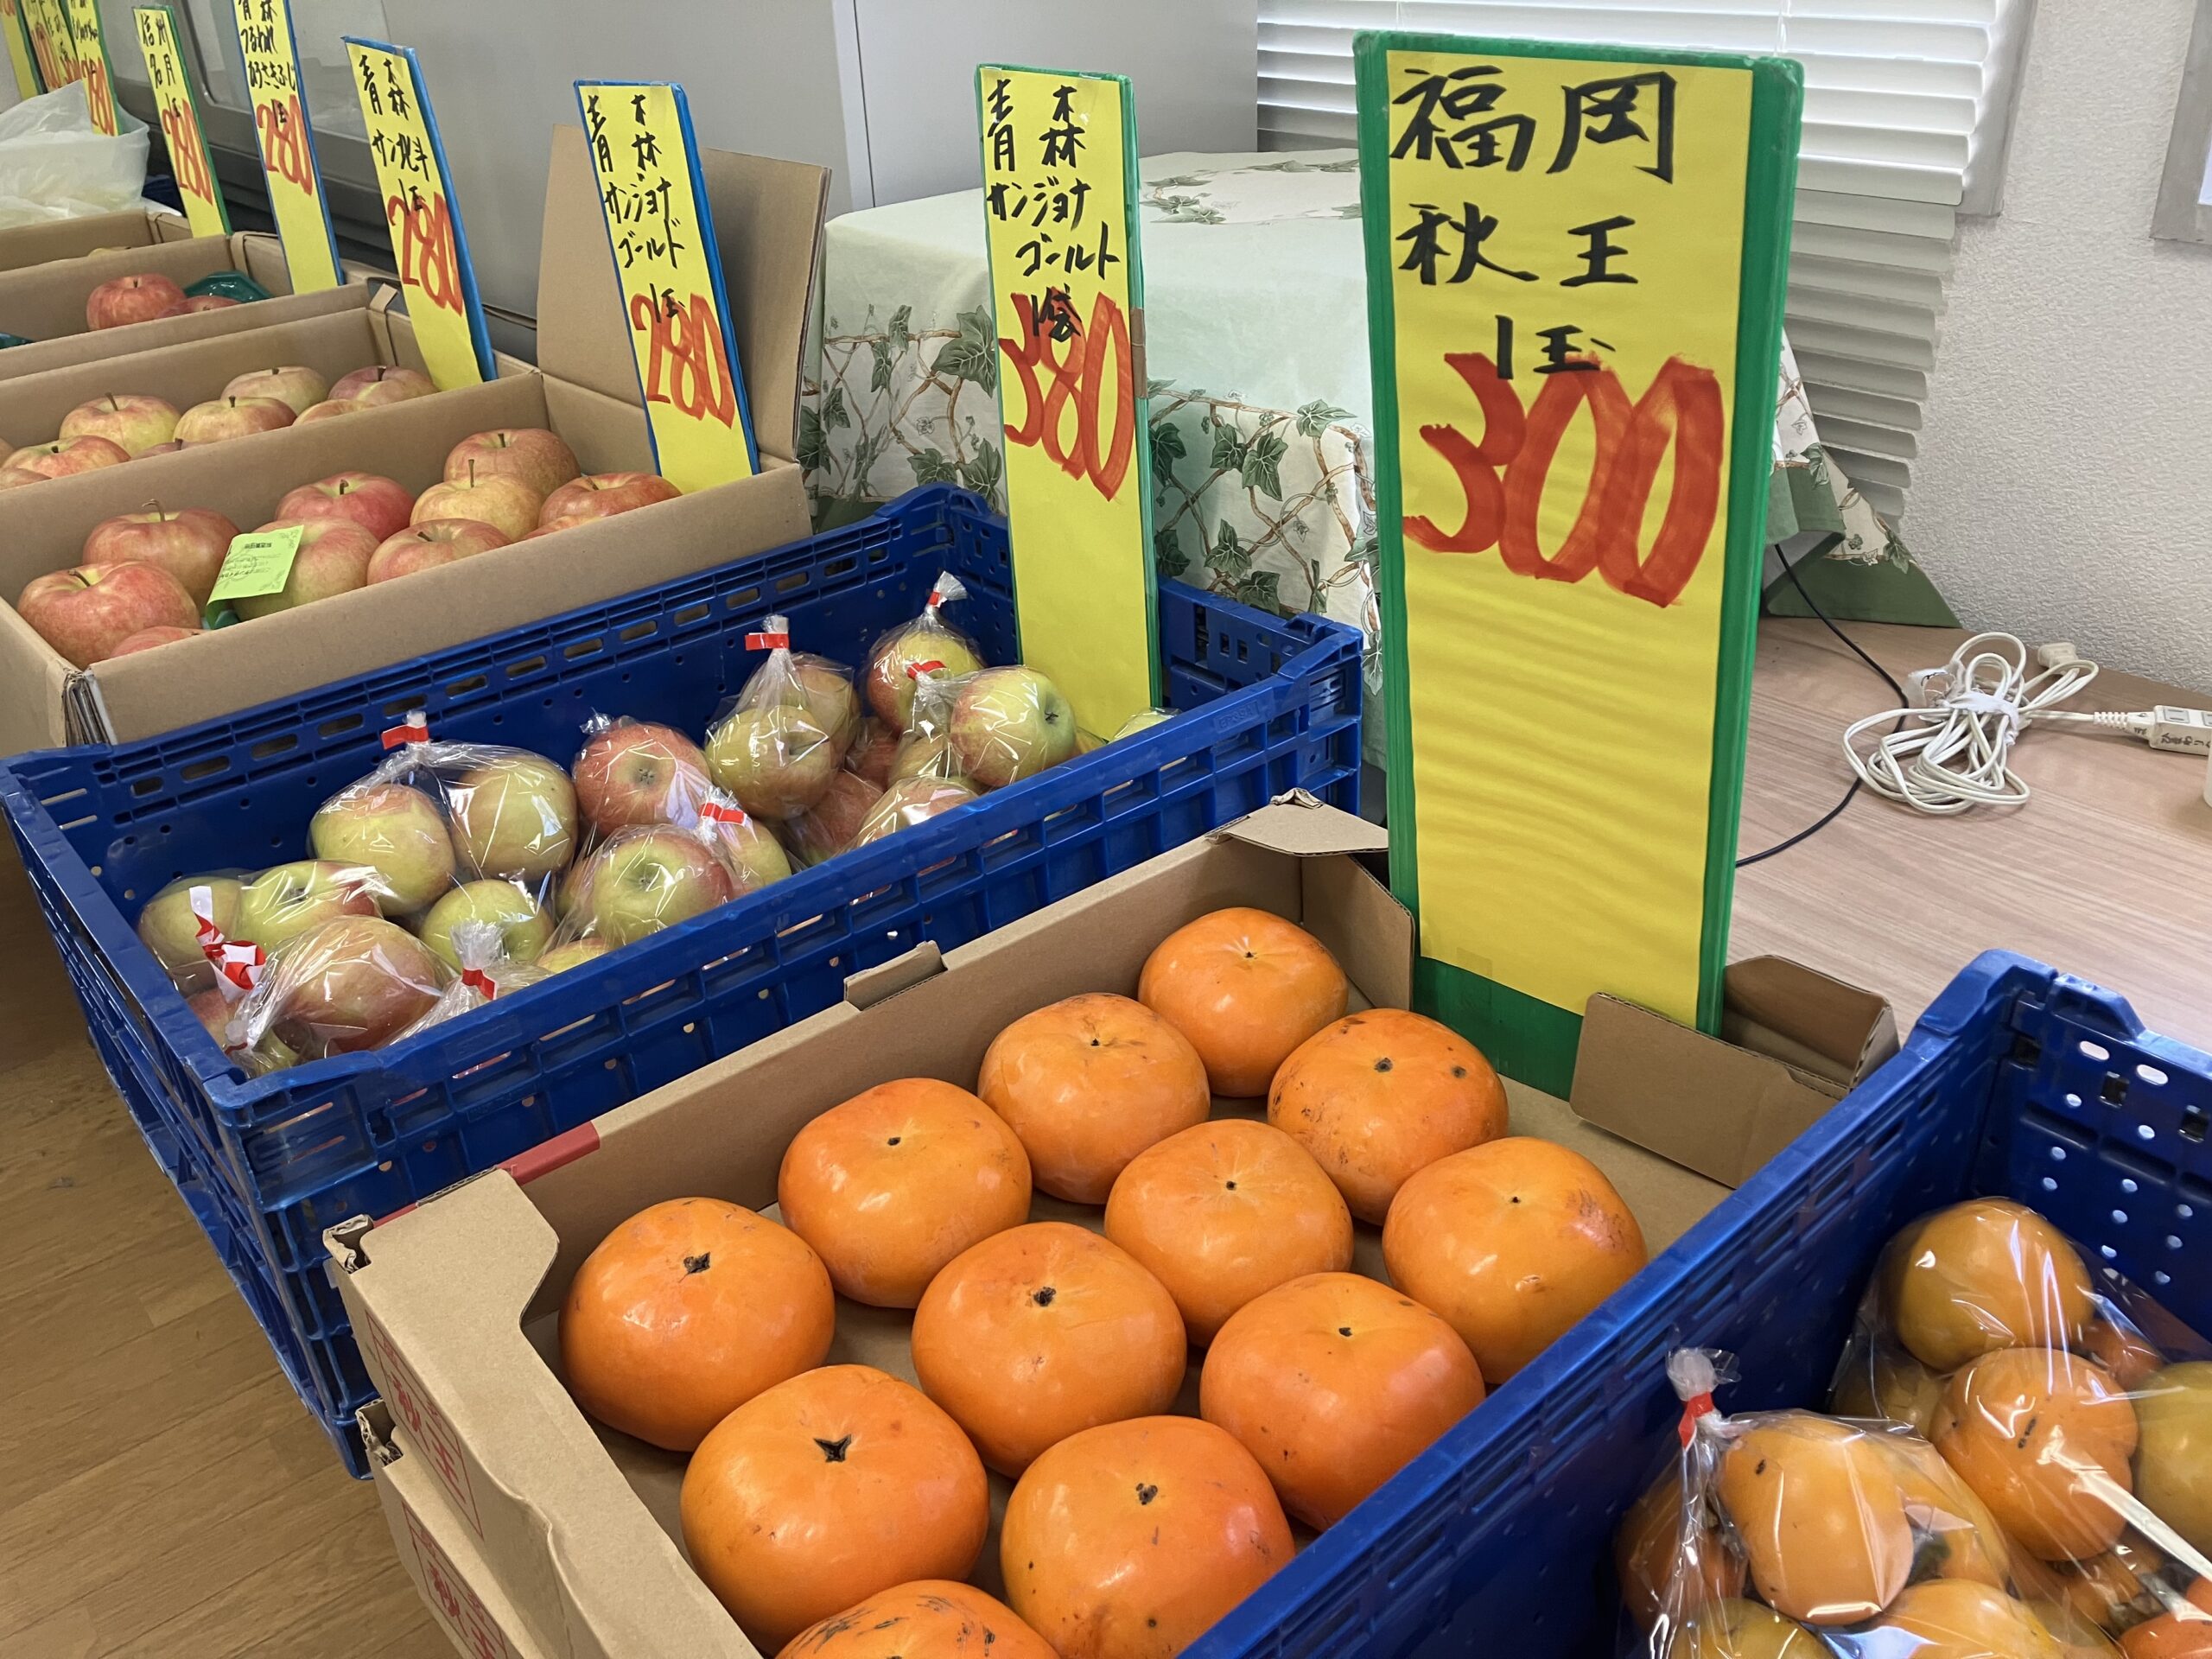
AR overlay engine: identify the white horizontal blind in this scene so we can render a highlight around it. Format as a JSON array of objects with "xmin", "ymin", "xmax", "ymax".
[{"xmin": 1261, "ymin": 0, "xmax": 2023, "ymax": 519}]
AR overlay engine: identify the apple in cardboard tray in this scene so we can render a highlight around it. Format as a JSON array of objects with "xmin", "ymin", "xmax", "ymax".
[
  {"xmin": 82, "ymin": 506, "xmax": 238, "ymax": 607},
  {"xmin": 237, "ymin": 860, "xmax": 380, "ymax": 953},
  {"xmin": 105, "ymin": 624, "xmax": 200, "ymax": 658},
  {"xmin": 60, "ymin": 393, "xmax": 180, "ymax": 457},
  {"xmin": 570, "ymin": 826, "xmax": 736, "ymax": 948},
  {"xmin": 951, "ymin": 666, "xmax": 1079, "ymax": 789},
  {"xmin": 222, "ymin": 365, "xmax": 330, "ymax": 416},
  {"xmin": 231, "ymin": 520, "xmax": 379, "ymax": 620},
  {"xmin": 447, "ymin": 752, "xmax": 578, "ymax": 883},
  {"xmin": 276, "ymin": 473, "xmax": 416, "ymax": 542},
  {"xmin": 294, "ymin": 401, "xmax": 357, "ymax": 427},
  {"xmin": 331, "ymin": 365, "xmax": 435, "ymax": 406},
  {"xmin": 365, "ymin": 519, "xmax": 510, "ymax": 585},
  {"xmin": 180, "ymin": 295, "xmax": 238, "ymax": 315},
  {"xmin": 572, "ymin": 720, "xmax": 710, "ymax": 836},
  {"xmin": 86, "ymin": 273, "xmax": 187, "ymax": 330},
  {"xmin": 175, "ymin": 396, "xmax": 295, "ymax": 444},
  {"xmin": 540, "ymin": 471, "xmax": 679, "ymax": 524},
  {"xmin": 18, "ymin": 561, "xmax": 200, "ymax": 667},
  {"xmin": 446, "ymin": 429, "xmax": 580, "ymax": 500},
  {"xmin": 419, "ymin": 880, "xmax": 553, "ymax": 971},
  {"xmin": 412, "ymin": 466, "xmax": 542, "ymax": 543},
  {"xmin": 0, "ymin": 435, "xmax": 130, "ymax": 486}
]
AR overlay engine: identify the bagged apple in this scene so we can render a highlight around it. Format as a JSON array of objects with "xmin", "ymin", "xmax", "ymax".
[
  {"xmin": 396, "ymin": 918, "xmax": 551, "ymax": 1039},
  {"xmin": 571, "ymin": 713, "xmax": 715, "ymax": 839},
  {"xmin": 887, "ymin": 670, "xmax": 976, "ymax": 786},
  {"xmin": 136, "ymin": 861, "xmax": 378, "ymax": 995},
  {"xmin": 690, "ymin": 791, "xmax": 796, "ymax": 893},
  {"xmin": 949, "ymin": 664, "xmax": 1079, "ymax": 788},
  {"xmin": 230, "ymin": 913, "xmax": 451, "ymax": 1064},
  {"xmin": 551, "ymin": 803, "xmax": 762, "ymax": 950},
  {"xmin": 849, "ymin": 776, "xmax": 981, "ymax": 849},
  {"xmin": 779, "ymin": 772, "xmax": 883, "ymax": 869},
  {"xmin": 845, "ymin": 716, "xmax": 900, "ymax": 788},
  {"xmin": 702, "ymin": 615, "xmax": 859, "ymax": 819},
  {"xmin": 862, "ymin": 570, "xmax": 987, "ymax": 731}
]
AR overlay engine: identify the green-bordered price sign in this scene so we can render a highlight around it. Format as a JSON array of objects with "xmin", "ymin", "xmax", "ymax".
[
  {"xmin": 1356, "ymin": 34, "xmax": 1800, "ymax": 1095},
  {"xmin": 232, "ymin": 0, "xmax": 343, "ymax": 292},
  {"xmin": 61, "ymin": 0, "xmax": 116, "ymax": 132},
  {"xmin": 22, "ymin": 0, "xmax": 73, "ymax": 96},
  {"xmin": 137, "ymin": 7, "xmax": 228, "ymax": 237},
  {"xmin": 1, "ymin": 0, "xmax": 41, "ymax": 100},
  {"xmin": 976, "ymin": 65, "xmax": 1159, "ymax": 740}
]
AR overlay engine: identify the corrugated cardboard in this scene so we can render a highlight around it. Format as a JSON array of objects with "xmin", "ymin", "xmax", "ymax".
[
  {"xmin": 0, "ymin": 128, "xmax": 828, "ymax": 755},
  {"xmin": 326, "ymin": 799, "xmax": 1733, "ymax": 1659},
  {"xmin": 1571, "ymin": 957, "xmax": 1899, "ymax": 1187}
]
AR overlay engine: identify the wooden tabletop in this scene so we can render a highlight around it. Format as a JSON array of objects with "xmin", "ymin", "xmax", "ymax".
[{"xmin": 1733, "ymin": 620, "xmax": 2212, "ymax": 1053}]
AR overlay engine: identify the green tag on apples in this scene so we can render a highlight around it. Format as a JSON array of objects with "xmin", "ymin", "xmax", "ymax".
[{"xmin": 205, "ymin": 524, "xmax": 305, "ymax": 623}]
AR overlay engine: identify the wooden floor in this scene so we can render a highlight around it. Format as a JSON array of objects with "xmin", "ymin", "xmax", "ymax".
[{"xmin": 2, "ymin": 619, "xmax": 2207, "ymax": 1656}]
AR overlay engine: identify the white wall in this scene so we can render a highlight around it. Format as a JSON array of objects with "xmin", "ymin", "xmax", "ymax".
[{"xmin": 1910, "ymin": 0, "xmax": 2212, "ymax": 694}]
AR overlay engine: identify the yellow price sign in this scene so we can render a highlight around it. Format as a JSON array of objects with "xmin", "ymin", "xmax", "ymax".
[
  {"xmin": 61, "ymin": 0, "xmax": 114, "ymax": 132},
  {"xmin": 135, "ymin": 8, "xmax": 227, "ymax": 237},
  {"xmin": 1357, "ymin": 35, "xmax": 1801, "ymax": 1092},
  {"xmin": 231, "ymin": 0, "xmax": 341, "ymax": 293},
  {"xmin": 344, "ymin": 40, "xmax": 490, "ymax": 389},
  {"xmin": 22, "ymin": 0, "xmax": 73, "ymax": 95},
  {"xmin": 976, "ymin": 66, "xmax": 1158, "ymax": 738},
  {"xmin": 573, "ymin": 80, "xmax": 758, "ymax": 493},
  {"xmin": 1, "ymin": 0, "xmax": 42, "ymax": 101}
]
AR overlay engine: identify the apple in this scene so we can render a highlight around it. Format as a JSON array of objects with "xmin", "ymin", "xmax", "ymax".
[
  {"xmin": 846, "ymin": 719, "xmax": 899, "ymax": 789},
  {"xmin": 1111, "ymin": 709, "xmax": 1175, "ymax": 741},
  {"xmin": 236, "ymin": 860, "xmax": 380, "ymax": 953},
  {"xmin": 60, "ymin": 392, "xmax": 180, "ymax": 456},
  {"xmin": 137, "ymin": 874, "xmax": 243, "ymax": 993},
  {"xmin": 780, "ymin": 771, "xmax": 881, "ymax": 869},
  {"xmin": 260, "ymin": 916, "xmax": 445, "ymax": 1056},
  {"xmin": 86, "ymin": 272, "xmax": 187, "ymax": 330},
  {"xmin": 174, "ymin": 396, "xmax": 295, "ymax": 444},
  {"xmin": 180, "ymin": 295, "xmax": 239, "ymax": 315},
  {"xmin": 276, "ymin": 472, "xmax": 415, "ymax": 542},
  {"xmin": 365, "ymin": 518, "xmax": 509, "ymax": 584},
  {"xmin": 575, "ymin": 826, "xmax": 735, "ymax": 947},
  {"xmin": 447, "ymin": 752, "xmax": 577, "ymax": 883},
  {"xmin": 83, "ymin": 506, "xmax": 240, "ymax": 606},
  {"xmin": 419, "ymin": 880, "xmax": 553, "ymax": 971},
  {"xmin": 308, "ymin": 780, "xmax": 456, "ymax": 913},
  {"xmin": 102, "ymin": 624, "xmax": 200, "ymax": 659},
  {"xmin": 231, "ymin": 520, "xmax": 379, "ymax": 619},
  {"xmin": 18, "ymin": 561, "xmax": 199, "ymax": 667},
  {"xmin": 950, "ymin": 666, "xmax": 1079, "ymax": 788},
  {"xmin": 331, "ymin": 365, "xmax": 435, "ymax": 405},
  {"xmin": 294, "ymin": 400, "xmax": 357, "ymax": 427},
  {"xmin": 536, "ymin": 938, "xmax": 609, "ymax": 976},
  {"xmin": 410, "ymin": 467, "xmax": 542, "ymax": 543},
  {"xmin": 890, "ymin": 724, "xmax": 958, "ymax": 785},
  {"xmin": 519, "ymin": 515, "xmax": 593, "ymax": 543},
  {"xmin": 539, "ymin": 471, "xmax": 679, "ymax": 524},
  {"xmin": 704, "ymin": 704, "xmax": 842, "ymax": 820},
  {"xmin": 851, "ymin": 777, "xmax": 981, "ymax": 848},
  {"xmin": 186, "ymin": 987, "xmax": 237, "ymax": 1046},
  {"xmin": 571, "ymin": 720, "xmax": 709, "ymax": 836},
  {"xmin": 792, "ymin": 660, "xmax": 862, "ymax": 754},
  {"xmin": 690, "ymin": 793, "xmax": 798, "ymax": 892},
  {"xmin": 2, "ymin": 435, "xmax": 130, "ymax": 482},
  {"xmin": 866, "ymin": 627, "xmax": 986, "ymax": 730},
  {"xmin": 141, "ymin": 441, "xmax": 186, "ymax": 455},
  {"xmin": 223, "ymin": 365, "xmax": 329, "ymax": 416},
  {"xmin": 445, "ymin": 429, "xmax": 580, "ymax": 499}
]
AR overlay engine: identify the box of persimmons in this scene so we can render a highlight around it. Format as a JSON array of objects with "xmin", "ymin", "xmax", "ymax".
[
  {"xmin": 324, "ymin": 798, "xmax": 1888, "ymax": 1659},
  {"xmin": 0, "ymin": 124, "xmax": 827, "ymax": 754}
]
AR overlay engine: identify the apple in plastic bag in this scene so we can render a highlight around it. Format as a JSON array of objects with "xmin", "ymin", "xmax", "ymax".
[
  {"xmin": 237, "ymin": 860, "xmax": 381, "ymax": 952},
  {"xmin": 537, "ymin": 938, "xmax": 610, "ymax": 976},
  {"xmin": 575, "ymin": 828, "xmax": 736, "ymax": 947},
  {"xmin": 445, "ymin": 753, "xmax": 577, "ymax": 883},
  {"xmin": 420, "ymin": 880, "xmax": 553, "ymax": 971},
  {"xmin": 706, "ymin": 706, "xmax": 842, "ymax": 820},
  {"xmin": 866, "ymin": 626, "xmax": 985, "ymax": 730},
  {"xmin": 137, "ymin": 874, "xmax": 244, "ymax": 993},
  {"xmin": 696, "ymin": 808, "xmax": 798, "ymax": 891},
  {"xmin": 850, "ymin": 776, "xmax": 981, "ymax": 849},
  {"xmin": 264, "ymin": 916, "xmax": 444, "ymax": 1055},
  {"xmin": 779, "ymin": 772, "xmax": 881, "ymax": 869},
  {"xmin": 573, "ymin": 721, "xmax": 710, "ymax": 836},
  {"xmin": 309, "ymin": 783, "xmax": 457, "ymax": 913},
  {"xmin": 951, "ymin": 667, "xmax": 1079, "ymax": 788}
]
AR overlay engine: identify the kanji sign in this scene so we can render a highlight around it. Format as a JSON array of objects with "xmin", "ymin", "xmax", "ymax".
[
  {"xmin": 1, "ymin": 0, "xmax": 40, "ymax": 101},
  {"xmin": 21, "ymin": 0, "xmax": 73, "ymax": 97},
  {"xmin": 61, "ymin": 0, "xmax": 114, "ymax": 132},
  {"xmin": 231, "ymin": 0, "xmax": 342, "ymax": 292},
  {"xmin": 344, "ymin": 39, "xmax": 491, "ymax": 389},
  {"xmin": 1358, "ymin": 34, "xmax": 1800, "ymax": 1093},
  {"xmin": 976, "ymin": 64, "xmax": 1158, "ymax": 738},
  {"xmin": 573, "ymin": 80, "xmax": 758, "ymax": 493},
  {"xmin": 136, "ymin": 7, "xmax": 228, "ymax": 238}
]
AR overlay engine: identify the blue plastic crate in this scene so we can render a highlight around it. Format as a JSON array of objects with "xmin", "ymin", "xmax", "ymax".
[
  {"xmin": 1185, "ymin": 952, "xmax": 2212, "ymax": 1658},
  {"xmin": 0, "ymin": 486, "xmax": 1361, "ymax": 1475}
]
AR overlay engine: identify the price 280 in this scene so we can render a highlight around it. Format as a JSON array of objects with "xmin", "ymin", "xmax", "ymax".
[{"xmin": 629, "ymin": 291, "xmax": 738, "ymax": 428}]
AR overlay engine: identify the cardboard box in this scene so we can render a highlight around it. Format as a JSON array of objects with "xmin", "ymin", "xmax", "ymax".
[
  {"xmin": 326, "ymin": 798, "xmax": 1834, "ymax": 1659},
  {"xmin": 0, "ymin": 126, "xmax": 828, "ymax": 754}
]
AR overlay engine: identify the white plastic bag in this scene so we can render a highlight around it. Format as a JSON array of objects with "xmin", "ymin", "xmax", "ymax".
[{"xmin": 0, "ymin": 85, "xmax": 152, "ymax": 230}]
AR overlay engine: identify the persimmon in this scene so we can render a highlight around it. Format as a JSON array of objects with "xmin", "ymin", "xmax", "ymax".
[
  {"xmin": 2136, "ymin": 1363, "xmax": 2212, "ymax": 1556},
  {"xmin": 557, "ymin": 1197, "xmax": 834, "ymax": 1451},
  {"xmin": 1871, "ymin": 1580, "xmax": 2069, "ymax": 1659},
  {"xmin": 977, "ymin": 993, "xmax": 1210, "ymax": 1202},
  {"xmin": 777, "ymin": 1078, "xmax": 1032, "ymax": 1307},
  {"xmin": 2120, "ymin": 1580, "xmax": 2212, "ymax": 1659},
  {"xmin": 682, "ymin": 1364, "xmax": 989, "ymax": 1650},
  {"xmin": 2083, "ymin": 1319, "xmax": 2165, "ymax": 1392},
  {"xmin": 1681, "ymin": 1599, "xmax": 1824, "ymax": 1659},
  {"xmin": 2033, "ymin": 1544, "xmax": 2164, "ymax": 1633},
  {"xmin": 1136, "ymin": 906, "xmax": 1347, "ymax": 1096},
  {"xmin": 1381, "ymin": 1137, "xmax": 1646, "ymax": 1383},
  {"xmin": 1103, "ymin": 1119, "xmax": 1353, "ymax": 1344},
  {"xmin": 774, "ymin": 1580, "xmax": 1056, "ymax": 1659},
  {"xmin": 1001, "ymin": 1415, "xmax": 1293, "ymax": 1659},
  {"xmin": 1266, "ymin": 1008, "xmax": 1507, "ymax": 1224},
  {"xmin": 1198, "ymin": 1271, "xmax": 1483, "ymax": 1529},
  {"xmin": 1885, "ymin": 1198, "xmax": 2095, "ymax": 1372},
  {"xmin": 1615, "ymin": 1467, "xmax": 1746, "ymax": 1629},
  {"xmin": 1934, "ymin": 1346, "xmax": 2139, "ymax": 1561},
  {"xmin": 1833, "ymin": 1340, "xmax": 1947, "ymax": 1438},
  {"xmin": 1715, "ymin": 1412, "xmax": 1915, "ymax": 1626},
  {"xmin": 910, "ymin": 1222, "xmax": 1185, "ymax": 1475},
  {"xmin": 1867, "ymin": 1428, "xmax": 2013, "ymax": 1589},
  {"xmin": 2035, "ymin": 1598, "xmax": 2127, "ymax": 1659}
]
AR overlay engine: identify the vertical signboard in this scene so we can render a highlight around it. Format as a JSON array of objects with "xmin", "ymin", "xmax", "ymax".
[
  {"xmin": 574, "ymin": 80, "xmax": 758, "ymax": 493},
  {"xmin": 1357, "ymin": 34, "xmax": 1799, "ymax": 1093},
  {"xmin": 976, "ymin": 65, "xmax": 1158, "ymax": 736},
  {"xmin": 344, "ymin": 39, "xmax": 492, "ymax": 388},
  {"xmin": 22, "ymin": 0, "xmax": 73, "ymax": 96},
  {"xmin": 136, "ymin": 7, "xmax": 229, "ymax": 238},
  {"xmin": 231, "ymin": 0, "xmax": 343, "ymax": 292},
  {"xmin": 1, "ymin": 0, "xmax": 41, "ymax": 101},
  {"xmin": 61, "ymin": 0, "xmax": 115, "ymax": 131}
]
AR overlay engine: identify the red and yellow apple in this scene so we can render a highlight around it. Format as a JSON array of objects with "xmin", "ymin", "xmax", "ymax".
[
  {"xmin": 0, "ymin": 434, "xmax": 130, "ymax": 485},
  {"xmin": 175, "ymin": 396, "xmax": 295, "ymax": 444},
  {"xmin": 572, "ymin": 720, "xmax": 710, "ymax": 836},
  {"xmin": 704, "ymin": 704, "xmax": 842, "ymax": 819},
  {"xmin": 365, "ymin": 518, "xmax": 509, "ymax": 584},
  {"xmin": 411, "ymin": 468, "xmax": 541, "ymax": 543},
  {"xmin": 81, "ymin": 506, "xmax": 238, "ymax": 606},
  {"xmin": 231, "ymin": 520, "xmax": 379, "ymax": 619},
  {"xmin": 261, "ymin": 915, "xmax": 445, "ymax": 1056},
  {"xmin": 179, "ymin": 295, "xmax": 238, "ymax": 315},
  {"xmin": 419, "ymin": 880, "xmax": 553, "ymax": 971},
  {"xmin": 60, "ymin": 393, "xmax": 180, "ymax": 456},
  {"xmin": 86, "ymin": 272, "xmax": 187, "ymax": 330},
  {"xmin": 276, "ymin": 473, "xmax": 415, "ymax": 542},
  {"xmin": 950, "ymin": 666, "xmax": 1078, "ymax": 787},
  {"xmin": 237, "ymin": 860, "xmax": 380, "ymax": 952},
  {"xmin": 572, "ymin": 826, "xmax": 735, "ymax": 947},
  {"xmin": 222, "ymin": 365, "xmax": 329, "ymax": 416},
  {"xmin": 331, "ymin": 365, "xmax": 435, "ymax": 406},
  {"xmin": 539, "ymin": 471, "xmax": 679, "ymax": 524},
  {"xmin": 445, "ymin": 429, "xmax": 580, "ymax": 499},
  {"xmin": 294, "ymin": 400, "xmax": 356, "ymax": 427},
  {"xmin": 18, "ymin": 561, "xmax": 200, "ymax": 667},
  {"xmin": 137, "ymin": 874, "xmax": 244, "ymax": 993},
  {"xmin": 447, "ymin": 752, "xmax": 577, "ymax": 883},
  {"xmin": 308, "ymin": 781, "xmax": 456, "ymax": 913},
  {"xmin": 850, "ymin": 776, "xmax": 981, "ymax": 846}
]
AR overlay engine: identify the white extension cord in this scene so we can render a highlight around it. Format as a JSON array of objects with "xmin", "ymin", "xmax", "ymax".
[{"xmin": 1842, "ymin": 633, "xmax": 2212, "ymax": 816}]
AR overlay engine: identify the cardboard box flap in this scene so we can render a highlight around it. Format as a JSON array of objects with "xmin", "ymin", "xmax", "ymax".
[
  {"xmin": 535, "ymin": 124, "xmax": 827, "ymax": 466},
  {"xmin": 1213, "ymin": 792, "xmax": 1390, "ymax": 860},
  {"xmin": 1723, "ymin": 955, "xmax": 1899, "ymax": 1088}
]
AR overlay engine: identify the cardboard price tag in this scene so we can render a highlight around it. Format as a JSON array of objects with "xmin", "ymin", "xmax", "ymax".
[
  {"xmin": 231, "ymin": 0, "xmax": 342, "ymax": 293},
  {"xmin": 573, "ymin": 79, "xmax": 758, "ymax": 493},
  {"xmin": 976, "ymin": 64, "xmax": 1159, "ymax": 741},
  {"xmin": 344, "ymin": 39, "xmax": 491, "ymax": 390},
  {"xmin": 136, "ymin": 6, "xmax": 228, "ymax": 238},
  {"xmin": 206, "ymin": 524, "xmax": 304, "ymax": 619},
  {"xmin": 61, "ymin": 0, "xmax": 114, "ymax": 132},
  {"xmin": 1, "ymin": 0, "xmax": 42, "ymax": 102}
]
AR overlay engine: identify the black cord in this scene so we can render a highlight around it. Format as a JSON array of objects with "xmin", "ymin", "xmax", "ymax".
[{"xmin": 1735, "ymin": 540, "xmax": 1912, "ymax": 868}]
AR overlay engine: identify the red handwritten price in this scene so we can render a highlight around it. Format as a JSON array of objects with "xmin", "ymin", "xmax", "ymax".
[
  {"xmin": 80, "ymin": 55, "xmax": 114, "ymax": 132},
  {"xmin": 161, "ymin": 99, "xmax": 214, "ymax": 206},
  {"xmin": 628, "ymin": 291, "xmax": 738, "ymax": 428},
  {"xmin": 386, "ymin": 190, "xmax": 465, "ymax": 318},
  {"xmin": 1408, "ymin": 353, "xmax": 1724, "ymax": 608},
  {"xmin": 999, "ymin": 289, "xmax": 1136, "ymax": 503},
  {"xmin": 255, "ymin": 92, "xmax": 315, "ymax": 196}
]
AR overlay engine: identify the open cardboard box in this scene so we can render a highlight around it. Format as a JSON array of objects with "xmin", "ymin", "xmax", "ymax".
[
  {"xmin": 323, "ymin": 800, "xmax": 1895, "ymax": 1659},
  {"xmin": 0, "ymin": 124, "xmax": 827, "ymax": 755}
]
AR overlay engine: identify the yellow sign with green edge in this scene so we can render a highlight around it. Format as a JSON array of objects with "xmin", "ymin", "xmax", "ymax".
[
  {"xmin": 975, "ymin": 65, "xmax": 1158, "ymax": 739},
  {"xmin": 136, "ymin": 7, "xmax": 228, "ymax": 238},
  {"xmin": 231, "ymin": 0, "xmax": 342, "ymax": 293},
  {"xmin": 22, "ymin": 0, "xmax": 73, "ymax": 97},
  {"xmin": 573, "ymin": 80, "xmax": 759, "ymax": 494},
  {"xmin": 1357, "ymin": 35, "xmax": 1800, "ymax": 1095},
  {"xmin": 61, "ymin": 0, "xmax": 115, "ymax": 132},
  {"xmin": 343, "ymin": 39, "xmax": 492, "ymax": 389},
  {"xmin": 2, "ymin": 0, "xmax": 43, "ymax": 101}
]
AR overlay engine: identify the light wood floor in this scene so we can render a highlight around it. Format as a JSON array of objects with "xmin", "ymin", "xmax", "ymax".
[{"xmin": 2, "ymin": 619, "xmax": 2207, "ymax": 1657}]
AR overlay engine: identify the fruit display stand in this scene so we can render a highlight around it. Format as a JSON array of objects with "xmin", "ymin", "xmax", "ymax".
[
  {"xmin": 0, "ymin": 125, "xmax": 829, "ymax": 755},
  {"xmin": 0, "ymin": 485, "xmax": 1363, "ymax": 1476}
]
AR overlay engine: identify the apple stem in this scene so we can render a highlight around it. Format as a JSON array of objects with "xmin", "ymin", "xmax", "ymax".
[{"xmin": 105, "ymin": 393, "xmax": 118, "ymax": 410}]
